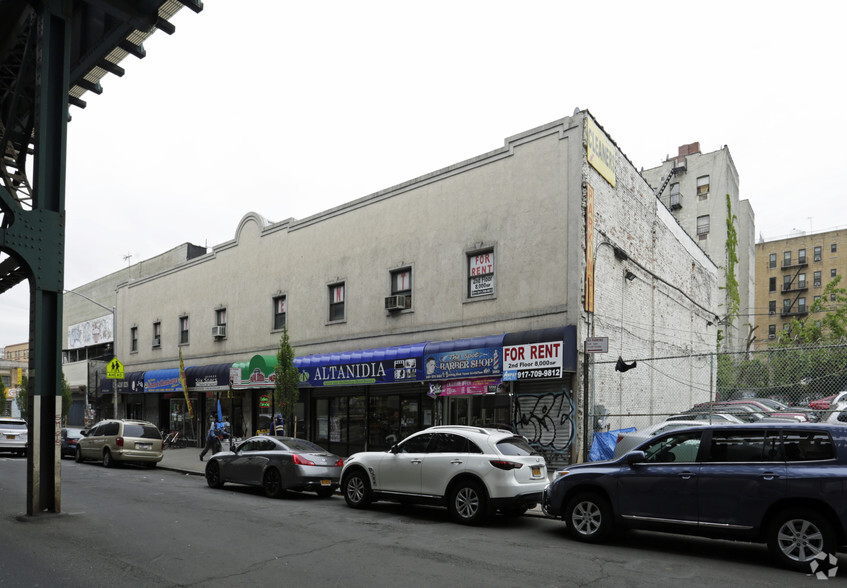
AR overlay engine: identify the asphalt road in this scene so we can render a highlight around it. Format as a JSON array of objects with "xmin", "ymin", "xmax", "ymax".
[{"xmin": 0, "ymin": 455, "xmax": 840, "ymax": 587}]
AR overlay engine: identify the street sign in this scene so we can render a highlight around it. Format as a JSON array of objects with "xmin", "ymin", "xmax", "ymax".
[
  {"xmin": 106, "ymin": 357, "xmax": 124, "ymax": 379},
  {"xmin": 585, "ymin": 337, "xmax": 608, "ymax": 354}
]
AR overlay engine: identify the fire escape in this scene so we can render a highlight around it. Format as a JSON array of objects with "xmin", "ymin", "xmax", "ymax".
[{"xmin": 780, "ymin": 253, "xmax": 809, "ymax": 317}]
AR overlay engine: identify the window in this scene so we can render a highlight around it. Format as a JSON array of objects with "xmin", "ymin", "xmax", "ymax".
[
  {"xmin": 329, "ymin": 283, "xmax": 345, "ymax": 322},
  {"xmin": 273, "ymin": 295, "xmax": 286, "ymax": 330},
  {"xmin": 814, "ymin": 271, "xmax": 821, "ymax": 287},
  {"xmin": 397, "ymin": 433, "xmax": 432, "ymax": 453},
  {"xmin": 798, "ymin": 272, "xmax": 806, "ymax": 288},
  {"xmin": 769, "ymin": 277, "xmax": 776, "ymax": 292},
  {"xmin": 798, "ymin": 297, "xmax": 806, "ymax": 313},
  {"xmin": 768, "ymin": 301, "xmax": 776, "ymax": 315},
  {"xmin": 814, "ymin": 246, "xmax": 822, "ymax": 262},
  {"xmin": 798, "ymin": 249, "xmax": 806, "ymax": 264},
  {"xmin": 468, "ymin": 250, "xmax": 495, "ymax": 298},
  {"xmin": 696, "ymin": 175, "xmax": 709, "ymax": 199},
  {"xmin": 179, "ymin": 316, "xmax": 189, "ymax": 345},
  {"xmin": 783, "ymin": 251, "xmax": 792, "ymax": 267},
  {"xmin": 832, "ymin": 268, "xmax": 838, "ymax": 278},
  {"xmin": 153, "ymin": 322, "xmax": 161, "ymax": 348},
  {"xmin": 782, "ymin": 431, "xmax": 835, "ymax": 461},
  {"xmin": 641, "ymin": 431, "xmax": 702, "ymax": 463},
  {"xmin": 696, "ymin": 215, "xmax": 710, "ymax": 237},
  {"xmin": 832, "ymin": 293, "xmax": 837, "ymax": 302},
  {"xmin": 832, "ymin": 243, "xmax": 838, "ymax": 254},
  {"xmin": 707, "ymin": 430, "xmax": 780, "ymax": 462},
  {"xmin": 783, "ymin": 275, "xmax": 791, "ymax": 291},
  {"xmin": 216, "ymin": 308, "xmax": 227, "ymax": 326},
  {"xmin": 390, "ymin": 267, "xmax": 412, "ymax": 309},
  {"xmin": 783, "ymin": 299, "xmax": 791, "ymax": 313},
  {"xmin": 130, "ymin": 327, "xmax": 138, "ymax": 353},
  {"xmin": 768, "ymin": 324, "xmax": 776, "ymax": 338},
  {"xmin": 814, "ymin": 296, "xmax": 821, "ymax": 304},
  {"xmin": 769, "ymin": 253, "xmax": 776, "ymax": 268},
  {"xmin": 669, "ymin": 183, "xmax": 681, "ymax": 209}
]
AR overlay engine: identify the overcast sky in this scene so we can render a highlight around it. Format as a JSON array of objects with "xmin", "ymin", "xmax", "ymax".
[{"xmin": 1, "ymin": 0, "xmax": 845, "ymax": 348}]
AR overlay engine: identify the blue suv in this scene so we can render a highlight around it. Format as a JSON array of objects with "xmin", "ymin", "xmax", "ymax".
[{"xmin": 542, "ymin": 423, "xmax": 847, "ymax": 571}]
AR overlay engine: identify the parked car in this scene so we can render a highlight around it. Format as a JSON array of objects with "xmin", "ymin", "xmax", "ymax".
[
  {"xmin": 0, "ymin": 417, "xmax": 27, "ymax": 456},
  {"xmin": 821, "ymin": 401, "xmax": 847, "ymax": 425},
  {"xmin": 681, "ymin": 403, "xmax": 765, "ymax": 423},
  {"xmin": 613, "ymin": 421, "xmax": 709, "ymax": 459},
  {"xmin": 61, "ymin": 427, "xmax": 84, "ymax": 458},
  {"xmin": 692, "ymin": 400, "xmax": 810, "ymax": 422},
  {"xmin": 205, "ymin": 436, "xmax": 343, "ymax": 498},
  {"xmin": 543, "ymin": 422, "xmax": 847, "ymax": 571},
  {"xmin": 76, "ymin": 419, "xmax": 163, "ymax": 467},
  {"xmin": 340, "ymin": 425, "xmax": 548, "ymax": 524},
  {"xmin": 664, "ymin": 413, "xmax": 744, "ymax": 424},
  {"xmin": 810, "ymin": 391, "xmax": 847, "ymax": 411}
]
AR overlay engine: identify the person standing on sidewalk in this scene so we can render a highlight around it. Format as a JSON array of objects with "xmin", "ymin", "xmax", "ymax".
[{"xmin": 200, "ymin": 419, "xmax": 219, "ymax": 461}]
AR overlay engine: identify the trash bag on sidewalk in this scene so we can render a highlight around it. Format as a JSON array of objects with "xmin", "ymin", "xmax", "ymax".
[{"xmin": 589, "ymin": 427, "xmax": 636, "ymax": 462}]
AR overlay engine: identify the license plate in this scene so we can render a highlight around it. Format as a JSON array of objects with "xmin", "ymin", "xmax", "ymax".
[
  {"xmin": 320, "ymin": 479, "xmax": 331, "ymax": 486},
  {"xmin": 137, "ymin": 443, "xmax": 152, "ymax": 450},
  {"xmin": 531, "ymin": 466, "xmax": 542, "ymax": 477},
  {"xmin": 6, "ymin": 434, "xmax": 15, "ymax": 440}
]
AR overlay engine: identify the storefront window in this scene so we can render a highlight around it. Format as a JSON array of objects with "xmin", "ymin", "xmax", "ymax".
[{"xmin": 369, "ymin": 395, "xmax": 399, "ymax": 447}]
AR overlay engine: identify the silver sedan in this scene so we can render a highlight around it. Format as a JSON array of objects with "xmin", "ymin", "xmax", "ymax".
[{"xmin": 204, "ymin": 436, "xmax": 343, "ymax": 498}]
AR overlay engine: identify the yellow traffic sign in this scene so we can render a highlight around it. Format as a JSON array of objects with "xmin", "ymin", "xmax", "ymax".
[{"xmin": 107, "ymin": 357, "xmax": 125, "ymax": 379}]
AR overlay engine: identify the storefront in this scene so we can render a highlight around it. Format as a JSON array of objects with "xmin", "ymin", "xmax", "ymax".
[
  {"xmin": 295, "ymin": 343, "xmax": 431, "ymax": 457},
  {"xmin": 231, "ymin": 355, "xmax": 304, "ymax": 438},
  {"xmin": 99, "ymin": 371, "xmax": 146, "ymax": 425},
  {"xmin": 503, "ymin": 326, "xmax": 578, "ymax": 466},
  {"xmin": 186, "ymin": 363, "xmax": 244, "ymax": 439},
  {"xmin": 144, "ymin": 368, "xmax": 201, "ymax": 446}
]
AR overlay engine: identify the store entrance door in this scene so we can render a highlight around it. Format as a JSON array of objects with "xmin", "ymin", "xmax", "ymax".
[{"xmin": 446, "ymin": 396, "xmax": 470, "ymax": 426}]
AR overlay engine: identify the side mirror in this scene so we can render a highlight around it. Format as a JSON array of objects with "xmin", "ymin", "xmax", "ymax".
[
  {"xmin": 622, "ymin": 450, "xmax": 646, "ymax": 465},
  {"xmin": 81, "ymin": 430, "xmax": 89, "ymax": 437},
  {"xmin": 390, "ymin": 444, "xmax": 399, "ymax": 454}
]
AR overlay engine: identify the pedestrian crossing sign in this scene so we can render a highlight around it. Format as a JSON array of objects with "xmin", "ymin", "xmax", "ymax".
[{"xmin": 107, "ymin": 357, "xmax": 124, "ymax": 379}]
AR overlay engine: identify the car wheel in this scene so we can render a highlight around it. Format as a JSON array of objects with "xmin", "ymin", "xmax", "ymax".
[
  {"xmin": 448, "ymin": 480, "xmax": 488, "ymax": 525},
  {"xmin": 263, "ymin": 467, "xmax": 284, "ymax": 498},
  {"xmin": 316, "ymin": 487, "xmax": 335, "ymax": 498},
  {"xmin": 767, "ymin": 508, "xmax": 836, "ymax": 571},
  {"xmin": 102, "ymin": 449, "xmax": 114, "ymax": 468},
  {"xmin": 75, "ymin": 446, "xmax": 84, "ymax": 463},
  {"xmin": 205, "ymin": 460, "xmax": 224, "ymax": 489},
  {"xmin": 343, "ymin": 470, "xmax": 372, "ymax": 509},
  {"xmin": 565, "ymin": 493, "xmax": 613, "ymax": 542},
  {"xmin": 499, "ymin": 506, "xmax": 529, "ymax": 517}
]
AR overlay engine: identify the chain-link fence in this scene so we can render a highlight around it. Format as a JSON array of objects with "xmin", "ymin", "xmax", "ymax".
[{"xmin": 586, "ymin": 343, "xmax": 847, "ymax": 460}]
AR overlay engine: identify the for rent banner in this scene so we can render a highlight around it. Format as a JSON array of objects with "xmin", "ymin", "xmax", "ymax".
[{"xmin": 502, "ymin": 341, "xmax": 564, "ymax": 381}]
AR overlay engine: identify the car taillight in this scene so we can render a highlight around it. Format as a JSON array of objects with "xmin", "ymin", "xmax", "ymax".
[
  {"xmin": 292, "ymin": 454, "xmax": 316, "ymax": 466},
  {"xmin": 335, "ymin": 458, "xmax": 344, "ymax": 467},
  {"xmin": 116, "ymin": 437, "xmax": 124, "ymax": 447},
  {"xmin": 489, "ymin": 460, "xmax": 522, "ymax": 471}
]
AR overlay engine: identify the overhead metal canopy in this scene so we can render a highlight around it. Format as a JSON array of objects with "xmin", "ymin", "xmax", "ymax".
[{"xmin": 0, "ymin": 0, "xmax": 202, "ymax": 291}]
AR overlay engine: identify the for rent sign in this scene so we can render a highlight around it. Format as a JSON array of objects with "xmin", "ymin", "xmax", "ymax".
[{"xmin": 502, "ymin": 341, "xmax": 563, "ymax": 381}]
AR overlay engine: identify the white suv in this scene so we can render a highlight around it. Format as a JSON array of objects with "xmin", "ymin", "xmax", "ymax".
[{"xmin": 340, "ymin": 425, "xmax": 548, "ymax": 524}]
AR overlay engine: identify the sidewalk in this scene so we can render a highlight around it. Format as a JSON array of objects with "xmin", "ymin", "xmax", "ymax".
[{"xmin": 158, "ymin": 446, "xmax": 552, "ymax": 518}]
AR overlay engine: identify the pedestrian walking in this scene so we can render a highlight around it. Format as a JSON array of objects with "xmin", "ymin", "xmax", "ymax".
[{"xmin": 200, "ymin": 420, "xmax": 219, "ymax": 461}]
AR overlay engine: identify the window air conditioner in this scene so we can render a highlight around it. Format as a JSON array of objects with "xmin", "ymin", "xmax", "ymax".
[
  {"xmin": 385, "ymin": 295, "xmax": 409, "ymax": 311},
  {"xmin": 212, "ymin": 325, "xmax": 227, "ymax": 338},
  {"xmin": 768, "ymin": 334, "xmax": 776, "ymax": 340},
  {"xmin": 152, "ymin": 337, "xmax": 161, "ymax": 347}
]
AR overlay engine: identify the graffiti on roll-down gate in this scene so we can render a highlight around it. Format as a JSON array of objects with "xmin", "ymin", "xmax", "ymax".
[{"xmin": 513, "ymin": 391, "xmax": 575, "ymax": 455}]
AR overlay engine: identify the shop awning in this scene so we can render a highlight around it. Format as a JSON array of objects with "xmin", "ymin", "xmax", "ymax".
[
  {"xmin": 100, "ymin": 371, "xmax": 145, "ymax": 395},
  {"xmin": 294, "ymin": 343, "xmax": 428, "ymax": 387},
  {"xmin": 144, "ymin": 369, "xmax": 182, "ymax": 393},
  {"xmin": 186, "ymin": 363, "xmax": 235, "ymax": 392},
  {"xmin": 423, "ymin": 335, "xmax": 505, "ymax": 380}
]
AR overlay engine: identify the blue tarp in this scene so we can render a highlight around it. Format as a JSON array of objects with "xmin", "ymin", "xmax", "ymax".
[{"xmin": 589, "ymin": 427, "xmax": 636, "ymax": 462}]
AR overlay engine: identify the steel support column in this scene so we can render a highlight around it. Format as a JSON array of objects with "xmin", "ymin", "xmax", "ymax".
[{"xmin": 24, "ymin": 2, "xmax": 70, "ymax": 515}]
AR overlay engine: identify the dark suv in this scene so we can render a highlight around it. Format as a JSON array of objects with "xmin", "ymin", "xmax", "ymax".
[{"xmin": 542, "ymin": 423, "xmax": 847, "ymax": 571}]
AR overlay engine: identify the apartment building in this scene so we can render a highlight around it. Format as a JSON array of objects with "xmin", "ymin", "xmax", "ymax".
[{"xmin": 755, "ymin": 228, "xmax": 847, "ymax": 344}]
